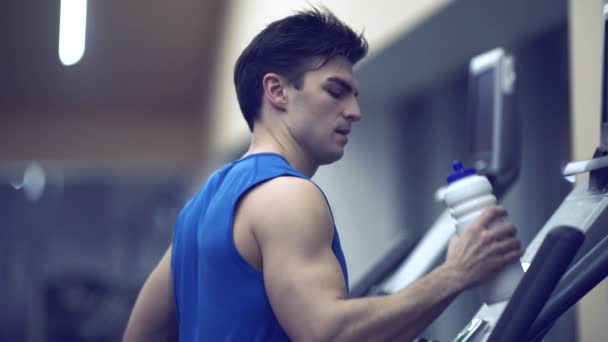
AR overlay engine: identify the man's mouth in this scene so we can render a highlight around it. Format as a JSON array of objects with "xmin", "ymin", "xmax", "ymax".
[{"xmin": 335, "ymin": 127, "xmax": 350, "ymax": 135}]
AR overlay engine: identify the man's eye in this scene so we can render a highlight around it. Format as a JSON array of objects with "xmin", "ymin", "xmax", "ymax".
[{"xmin": 327, "ymin": 89, "xmax": 343, "ymax": 98}]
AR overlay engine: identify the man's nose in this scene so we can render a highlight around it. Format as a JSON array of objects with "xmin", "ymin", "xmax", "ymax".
[{"xmin": 344, "ymin": 98, "xmax": 362, "ymax": 122}]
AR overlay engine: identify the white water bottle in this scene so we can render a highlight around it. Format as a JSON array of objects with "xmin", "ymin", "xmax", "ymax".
[{"xmin": 444, "ymin": 161, "xmax": 524, "ymax": 305}]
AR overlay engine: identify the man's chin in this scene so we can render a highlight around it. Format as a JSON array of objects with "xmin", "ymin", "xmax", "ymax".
[{"xmin": 318, "ymin": 149, "xmax": 345, "ymax": 166}]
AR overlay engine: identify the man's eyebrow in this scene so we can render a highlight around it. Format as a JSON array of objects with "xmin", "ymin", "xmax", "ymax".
[{"xmin": 326, "ymin": 77, "xmax": 359, "ymax": 97}]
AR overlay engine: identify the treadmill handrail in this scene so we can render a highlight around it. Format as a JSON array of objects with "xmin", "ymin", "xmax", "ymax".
[
  {"xmin": 486, "ymin": 226, "xmax": 585, "ymax": 342},
  {"xmin": 525, "ymin": 232, "xmax": 608, "ymax": 341}
]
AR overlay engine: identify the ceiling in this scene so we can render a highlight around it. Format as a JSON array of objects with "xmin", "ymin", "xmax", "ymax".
[{"xmin": 1, "ymin": 0, "xmax": 227, "ymax": 117}]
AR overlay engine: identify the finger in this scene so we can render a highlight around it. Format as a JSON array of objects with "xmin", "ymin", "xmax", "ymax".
[
  {"xmin": 498, "ymin": 248, "xmax": 525, "ymax": 265},
  {"xmin": 478, "ymin": 224, "xmax": 515, "ymax": 245},
  {"xmin": 489, "ymin": 238, "xmax": 522, "ymax": 256},
  {"xmin": 475, "ymin": 206, "xmax": 508, "ymax": 230},
  {"xmin": 485, "ymin": 249, "xmax": 523, "ymax": 275},
  {"xmin": 483, "ymin": 243, "xmax": 523, "ymax": 272},
  {"xmin": 488, "ymin": 223, "xmax": 518, "ymax": 240},
  {"xmin": 448, "ymin": 235, "xmax": 458, "ymax": 245}
]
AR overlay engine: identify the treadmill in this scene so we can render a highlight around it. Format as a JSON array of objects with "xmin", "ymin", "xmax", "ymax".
[{"xmin": 453, "ymin": 4, "xmax": 608, "ymax": 341}]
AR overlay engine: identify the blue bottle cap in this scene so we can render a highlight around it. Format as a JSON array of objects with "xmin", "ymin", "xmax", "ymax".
[{"xmin": 447, "ymin": 160, "xmax": 477, "ymax": 184}]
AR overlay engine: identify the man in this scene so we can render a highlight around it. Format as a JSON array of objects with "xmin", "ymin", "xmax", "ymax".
[{"xmin": 123, "ymin": 8, "xmax": 522, "ymax": 342}]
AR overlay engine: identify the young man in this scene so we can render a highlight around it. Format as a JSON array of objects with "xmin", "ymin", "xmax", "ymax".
[{"xmin": 123, "ymin": 8, "xmax": 522, "ymax": 342}]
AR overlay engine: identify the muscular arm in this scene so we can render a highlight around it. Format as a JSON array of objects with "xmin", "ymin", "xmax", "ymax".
[
  {"xmin": 123, "ymin": 246, "xmax": 177, "ymax": 342},
  {"xmin": 247, "ymin": 177, "xmax": 521, "ymax": 342}
]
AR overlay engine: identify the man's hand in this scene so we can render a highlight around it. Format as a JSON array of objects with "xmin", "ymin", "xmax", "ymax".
[{"xmin": 445, "ymin": 206, "xmax": 523, "ymax": 290}]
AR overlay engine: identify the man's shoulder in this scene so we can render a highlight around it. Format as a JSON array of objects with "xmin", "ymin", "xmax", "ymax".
[
  {"xmin": 248, "ymin": 176, "xmax": 323, "ymax": 209},
  {"xmin": 243, "ymin": 176, "xmax": 333, "ymax": 237}
]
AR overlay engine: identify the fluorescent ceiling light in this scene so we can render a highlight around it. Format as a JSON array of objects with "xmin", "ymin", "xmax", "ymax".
[{"xmin": 58, "ymin": 0, "xmax": 87, "ymax": 66}]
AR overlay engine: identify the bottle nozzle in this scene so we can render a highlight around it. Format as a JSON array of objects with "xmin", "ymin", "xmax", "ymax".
[
  {"xmin": 447, "ymin": 160, "xmax": 477, "ymax": 184},
  {"xmin": 452, "ymin": 161, "xmax": 464, "ymax": 172}
]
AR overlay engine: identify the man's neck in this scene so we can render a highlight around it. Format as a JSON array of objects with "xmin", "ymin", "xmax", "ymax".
[{"xmin": 245, "ymin": 125, "xmax": 318, "ymax": 178}]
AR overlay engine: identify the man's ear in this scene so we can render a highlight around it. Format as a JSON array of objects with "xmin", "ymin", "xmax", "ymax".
[{"xmin": 262, "ymin": 73, "xmax": 288, "ymax": 111}]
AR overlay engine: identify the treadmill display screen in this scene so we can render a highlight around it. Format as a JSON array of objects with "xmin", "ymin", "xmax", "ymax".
[
  {"xmin": 603, "ymin": 20, "xmax": 608, "ymax": 125},
  {"xmin": 472, "ymin": 68, "xmax": 496, "ymax": 166}
]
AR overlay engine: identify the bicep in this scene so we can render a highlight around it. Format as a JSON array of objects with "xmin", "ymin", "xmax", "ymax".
[
  {"xmin": 263, "ymin": 234, "xmax": 347, "ymax": 339},
  {"xmin": 123, "ymin": 245, "xmax": 177, "ymax": 342},
  {"xmin": 251, "ymin": 178, "xmax": 347, "ymax": 340}
]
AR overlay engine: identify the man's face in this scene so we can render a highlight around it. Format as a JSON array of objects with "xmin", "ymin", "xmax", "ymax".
[{"xmin": 284, "ymin": 56, "xmax": 362, "ymax": 165}]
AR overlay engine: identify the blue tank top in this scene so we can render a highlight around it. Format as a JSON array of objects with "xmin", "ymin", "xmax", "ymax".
[{"xmin": 171, "ymin": 153, "xmax": 349, "ymax": 341}]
